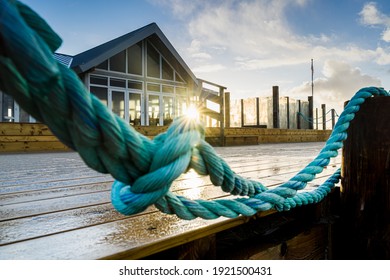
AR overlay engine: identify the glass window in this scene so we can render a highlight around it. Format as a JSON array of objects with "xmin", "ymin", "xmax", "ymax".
[
  {"xmin": 90, "ymin": 86, "xmax": 108, "ymax": 106},
  {"xmin": 128, "ymin": 81, "xmax": 143, "ymax": 90},
  {"xmin": 162, "ymin": 85, "xmax": 174, "ymax": 93},
  {"xmin": 110, "ymin": 78, "xmax": 126, "ymax": 88},
  {"xmin": 90, "ymin": 75, "xmax": 108, "ymax": 86},
  {"xmin": 176, "ymin": 87, "xmax": 187, "ymax": 95},
  {"xmin": 96, "ymin": 60, "xmax": 108, "ymax": 70},
  {"xmin": 147, "ymin": 42, "xmax": 160, "ymax": 78},
  {"xmin": 112, "ymin": 90, "xmax": 125, "ymax": 119},
  {"xmin": 19, "ymin": 108, "xmax": 29, "ymax": 122},
  {"xmin": 148, "ymin": 95, "xmax": 160, "ymax": 126},
  {"xmin": 127, "ymin": 42, "xmax": 142, "ymax": 75},
  {"xmin": 110, "ymin": 50, "xmax": 126, "ymax": 72},
  {"xmin": 2, "ymin": 93, "xmax": 14, "ymax": 122},
  {"xmin": 162, "ymin": 58, "xmax": 174, "ymax": 80},
  {"xmin": 175, "ymin": 73, "xmax": 185, "ymax": 83},
  {"xmin": 163, "ymin": 96, "xmax": 174, "ymax": 126},
  {"xmin": 147, "ymin": 83, "xmax": 160, "ymax": 92},
  {"xmin": 177, "ymin": 97, "xmax": 188, "ymax": 117},
  {"xmin": 129, "ymin": 93, "xmax": 141, "ymax": 125}
]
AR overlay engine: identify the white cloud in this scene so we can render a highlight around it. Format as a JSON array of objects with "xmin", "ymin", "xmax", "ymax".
[
  {"xmin": 382, "ymin": 28, "xmax": 390, "ymax": 42},
  {"xmin": 375, "ymin": 47, "xmax": 390, "ymax": 64},
  {"xmin": 191, "ymin": 52, "xmax": 212, "ymax": 60},
  {"xmin": 179, "ymin": 0, "xmax": 390, "ymax": 72},
  {"xmin": 192, "ymin": 63, "xmax": 226, "ymax": 73},
  {"xmin": 148, "ymin": 0, "xmax": 202, "ymax": 19},
  {"xmin": 359, "ymin": 2, "xmax": 390, "ymax": 42},
  {"xmin": 157, "ymin": 0, "xmax": 390, "ymax": 103},
  {"xmin": 186, "ymin": 39, "xmax": 213, "ymax": 61},
  {"xmin": 186, "ymin": 0, "xmax": 310, "ymax": 59},
  {"xmin": 359, "ymin": 2, "xmax": 390, "ymax": 26},
  {"xmin": 288, "ymin": 60, "xmax": 382, "ymax": 113}
]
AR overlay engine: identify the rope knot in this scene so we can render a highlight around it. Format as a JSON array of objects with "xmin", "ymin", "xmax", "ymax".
[{"xmin": 111, "ymin": 116, "xmax": 205, "ymax": 215}]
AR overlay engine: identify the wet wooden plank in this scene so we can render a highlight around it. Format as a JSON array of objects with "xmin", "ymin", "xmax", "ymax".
[
  {"xmin": 0, "ymin": 141, "xmax": 69, "ymax": 153},
  {"xmin": 0, "ymin": 160, "xmax": 339, "ymax": 221},
  {"xmin": 0, "ymin": 142, "xmax": 341, "ymax": 259},
  {"xmin": 0, "ymin": 170, "xmax": 339, "ymax": 248},
  {"xmin": 0, "ymin": 135, "xmax": 60, "ymax": 142},
  {"xmin": 0, "ymin": 123, "xmax": 53, "ymax": 136}
]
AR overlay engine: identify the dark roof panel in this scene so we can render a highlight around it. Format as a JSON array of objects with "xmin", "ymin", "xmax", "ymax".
[{"xmin": 54, "ymin": 53, "xmax": 73, "ymax": 68}]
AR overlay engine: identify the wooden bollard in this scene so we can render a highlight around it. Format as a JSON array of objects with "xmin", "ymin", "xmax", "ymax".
[{"xmin": 338, "ymin": 96, "xmax": 390, "ymax": 259}]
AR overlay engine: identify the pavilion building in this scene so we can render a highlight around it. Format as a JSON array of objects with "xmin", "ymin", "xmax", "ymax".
[{"xmin": 0, "ymin": 23, "xmax": 226, "ymax": 127}]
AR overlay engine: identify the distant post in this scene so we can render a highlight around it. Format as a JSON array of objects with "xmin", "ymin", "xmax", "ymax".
[
  {"xmin": 224, "ymin": 92, "xmax": 230, "ymax": 128},
  {"xmin": 272, "ymin": 86, "xmax": 280, "ymax": 129},
  {"xmin": 321, "ymin": 104, "xmax": 326, "ymax": 130},
  {"xmin": 256, "ymin": 97, "xmax": 260, "ymax": 127},
  {"xmin": 219, "ymin": 87, "xmax": 225, "ymax": 146},
  {"xmin": 339, "ymin": 96, "xmax": 390, "ymax": 259},
  {"xmin": 240, "ymin": 99, "xmax": 244, "ymax": 127},
  {"xmin": 286, "ymin": 97, "xmax": 290, "ymax": 129},
  {"xmin": 297, "ymin": 100, "xmax": 301, "ymax": 129},
  {"xmin": 331, "ymin": 109, "xmax": 335, "ymax": 129},
  {"xmin": 308, "ymin": 96, "xmax": 314, "ymax": 129}
]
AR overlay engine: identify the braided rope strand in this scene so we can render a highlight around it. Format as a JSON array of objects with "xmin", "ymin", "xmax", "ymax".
[{"xmin": 1, "ymin": 0, "xmax": 389, "ymax": 220}]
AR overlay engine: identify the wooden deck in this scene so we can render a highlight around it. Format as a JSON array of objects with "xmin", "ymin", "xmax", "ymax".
[{"xmin": 0, "ymin": 142, "xmax": 341, "ymax": 259}]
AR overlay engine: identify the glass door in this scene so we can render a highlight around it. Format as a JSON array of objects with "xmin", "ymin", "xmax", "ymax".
[
  {"xmin": 163, "ymin": 96, "xmax": 174, "ymax": 126},
  {"xmin": 110, "ymin": 90, "xmax": 126, "ymax": 121},
  {"xmin": 129, "ymin": 92, "xmax": 142, "ymax": 125},
  {"xmin": 148, "ymin": 94, "xmax": 160, "ymax": 126}
]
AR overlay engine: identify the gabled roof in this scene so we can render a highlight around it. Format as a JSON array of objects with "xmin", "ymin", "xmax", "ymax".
[{"xmin": 70, "ymin": 23, "xmax": 197, "ymax": 84}]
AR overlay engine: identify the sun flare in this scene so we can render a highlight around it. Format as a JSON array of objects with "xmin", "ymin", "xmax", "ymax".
[{"xmin": 185, "ymin": 104, "xmax": 200, "ymax": 121}]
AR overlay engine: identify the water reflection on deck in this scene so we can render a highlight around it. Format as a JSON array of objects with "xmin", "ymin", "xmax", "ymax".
[{"xmin": 0, "ymin": 142, "xmax": 341, "ymax": 259}]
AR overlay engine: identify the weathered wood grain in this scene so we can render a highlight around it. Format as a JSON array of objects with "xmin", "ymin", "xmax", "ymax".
[{"xmin": 339, "ymin": 96, "xmax": 390, "ymax": 259}]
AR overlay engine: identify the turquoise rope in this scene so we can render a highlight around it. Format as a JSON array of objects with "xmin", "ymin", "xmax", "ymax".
[{"xmin": 1, "ymin": 0, "xmax": 389, "ymax": 220}]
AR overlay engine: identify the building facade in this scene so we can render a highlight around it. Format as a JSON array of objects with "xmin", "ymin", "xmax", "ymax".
[{"xmin": 1, "ymin": 23, "xmax": 203, "ymax": 126}]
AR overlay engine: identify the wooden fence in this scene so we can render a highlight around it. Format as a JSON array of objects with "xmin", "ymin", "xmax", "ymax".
[
  {"xmin": 229, "ymin": 86, "xmax": 337, "ymax": 130},
  {"xmin": 0, "ymin": 123, "xmax": 332, "ymax": 153}
]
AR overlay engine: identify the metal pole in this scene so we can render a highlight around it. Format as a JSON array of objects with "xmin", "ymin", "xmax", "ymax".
[{"xmin": 311, "ymin": 59, "xmax": 314, "ymax": 98}]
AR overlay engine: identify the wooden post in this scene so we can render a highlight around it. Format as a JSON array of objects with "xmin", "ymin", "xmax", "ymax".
[
  {"xmin": 224, "ymin": 92, "xmax": 230, "ymax": 128},
  {"xmin": 197, "ymin": 80, "xmax": 204, "ymax": 125},
  {"xmin": 272, "ymin": 86, "xmax": 279, "ymax": 128},
  {"xmin": 308, "ymin": 96, "xmax": 314, "ymax": 129},
  {"xmin": 338, "ymin": 96, "xmax": 390, "ymax": 259},
  {"xmin": 256, "ymin": 97, "xmax": 260, "ymax": 127},
  {"xmin": 297, "ymin": 100, "xmax": 301, "ymax": 129},
  {"xmin": 240, "ymin": 99, "xmax": 244, "ymax": 127},
  {"xmin": 219, "ymin": 87, "xmax": 225, "ymax": 146},
  {"xmin": 331, "ymin": 109, "xmax": 335, "ymax": 129},
  {"xmin": 321, "ymin": 104, "xmax": 326, "ymax": 130},
  {"xmin": 315, "ymin": 108, "xmax": 318, "ymax": 130},
  {"xmin": 286, "ymin": 97, "xmax": 290, "ymax": 129}
]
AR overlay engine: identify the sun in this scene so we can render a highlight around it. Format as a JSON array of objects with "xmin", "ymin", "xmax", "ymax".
[{"xmin": 185, "ymin": 104, "xmax": 200, "ymax": 121}]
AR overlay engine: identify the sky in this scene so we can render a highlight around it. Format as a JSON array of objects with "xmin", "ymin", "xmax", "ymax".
[{"xmin": 20, "ymin": 0, "xmax": 390, "ymax": 115}]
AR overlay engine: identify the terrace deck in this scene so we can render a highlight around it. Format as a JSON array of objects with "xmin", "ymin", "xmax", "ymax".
[{"xmin": 0, "ymin": 142, "xmax": 341, "ymax": 259}]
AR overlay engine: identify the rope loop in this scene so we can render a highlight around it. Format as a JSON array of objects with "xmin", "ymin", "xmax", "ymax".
[{"xmin": 1, "ymin": 0, "xmax": 389, "ymax": 220}]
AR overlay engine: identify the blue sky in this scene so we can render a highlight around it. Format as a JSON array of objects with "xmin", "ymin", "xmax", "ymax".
[{"xmin": 21, "ymin": 0, "xmax": 390, "ymax": 114}]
